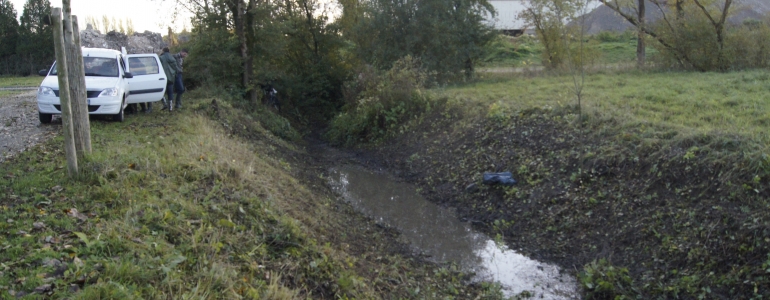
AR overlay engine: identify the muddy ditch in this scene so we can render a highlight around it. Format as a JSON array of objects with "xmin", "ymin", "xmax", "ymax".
[{"xmin": 349, "ymin": 106, "xmax": 770, "ymax": 298}]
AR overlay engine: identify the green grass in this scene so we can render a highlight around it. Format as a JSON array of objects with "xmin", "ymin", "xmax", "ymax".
[
  {"xmin": 0, "ymin": 76, "xmax": 43, "ymax": 87},
  {"xmin": 446, "ymin": 69, "xmax": 770, "ymax": 145},
  {"xmin": 480, "ymin": 33, "xmax": 659, "ymax": 68},
  {"xmin": 0, "ymin": 91, "xmax": 502, "ymax": 299}
]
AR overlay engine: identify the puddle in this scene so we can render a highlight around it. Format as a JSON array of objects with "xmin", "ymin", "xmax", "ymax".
[{"xmin": 328, "ymin": 165, "xmax": 579, "ymax": 299}]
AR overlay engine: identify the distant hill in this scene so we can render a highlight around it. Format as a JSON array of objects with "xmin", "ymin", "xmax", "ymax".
[{"xmin": 582, "ymin": 0, "xmax": 770, "ymax": 34}]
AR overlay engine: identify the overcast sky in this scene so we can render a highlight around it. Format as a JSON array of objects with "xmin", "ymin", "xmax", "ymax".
[{"xmin": 7, "ymin": 0, "xmax": 190, "ymax": 33}]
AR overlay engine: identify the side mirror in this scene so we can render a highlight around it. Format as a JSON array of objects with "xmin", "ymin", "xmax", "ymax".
[
  {"xmin": 38, "ymin": 69, "xmax": 48, "ymax": 76},
  {"xmin": 123, "ymin": 72, "xmax": 133, "ymax": 79}
]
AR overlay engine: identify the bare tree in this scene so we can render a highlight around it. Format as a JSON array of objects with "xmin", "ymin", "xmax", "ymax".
[
  {"xmin": 563, "ymin": 0, "xmax": 592, "ymax": 120},
  {"xmin": 600, "ymin": 0, "xmax": 734, "ymax": 71},
  {"xmin": 692, "ymin": 0, "xmax": 732, "ymax": 69}
]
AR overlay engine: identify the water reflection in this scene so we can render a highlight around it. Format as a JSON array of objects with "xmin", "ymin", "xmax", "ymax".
[{"xmin": 328, "ymin": 165, "xmax": 578, "ymax": 299}]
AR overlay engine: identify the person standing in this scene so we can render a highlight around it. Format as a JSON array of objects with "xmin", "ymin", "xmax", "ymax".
[
  {"xmin": 159, "ymin": 47, "xmax": 179, "ymax": 110},
  {"xmin": 172, "ymin": 49, "xmax": 189, "ymax": 109}
]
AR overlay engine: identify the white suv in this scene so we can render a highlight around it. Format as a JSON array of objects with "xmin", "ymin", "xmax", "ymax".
[{"xmin": 37, "ymin": 48, "xmax": 167, "ymax": 123}]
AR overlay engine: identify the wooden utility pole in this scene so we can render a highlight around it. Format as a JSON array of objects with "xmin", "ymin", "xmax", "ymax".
[
  {"xmin": 62, "ymin": 0, "xmax": 92, "ymax": 158},
  {"xmin": 51, "ymin": 7, "xmax": 78, "ymax": 177},
  {"xmin": 637, "ymin": 0, "xmax": 645, "ymax": 68}
]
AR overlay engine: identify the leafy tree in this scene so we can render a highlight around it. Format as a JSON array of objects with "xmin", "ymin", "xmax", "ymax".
[
  {"xmin": 350, "ymin": 0, "xmax": 496, "ymax": 82},
  {"xmin": 177, "ymin": 0, "xmax": 350, "ymax": 120},
  {"xmin": 518, "ymin": 0, "xmax": 574, "ymax": 69},
  {"xmin": 17, "ymin": 0, "xmax": 53, "ymax": 75},
  {"xmin": 0, "ymin": 0, "xmax": 19, "ymax": 73}
]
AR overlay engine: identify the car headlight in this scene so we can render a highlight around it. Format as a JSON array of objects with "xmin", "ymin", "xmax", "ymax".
[
  {"xmin": 99, "ymin": 88, "xmax": 118, "ymax": 97},
  {"xmin": 38, "ymin": 87, "xmax": 54, "ymax": 96}
]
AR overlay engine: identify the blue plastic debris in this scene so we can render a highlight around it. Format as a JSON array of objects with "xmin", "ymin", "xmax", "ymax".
[{"xmin": 482, "ymin": 172, "xmax": 517, "ymax": 186}]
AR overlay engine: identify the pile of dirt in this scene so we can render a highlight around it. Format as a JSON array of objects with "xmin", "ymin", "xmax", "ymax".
[{"xmin": 79, "ymin": 26, "xmax": 166, "ymax": 54}]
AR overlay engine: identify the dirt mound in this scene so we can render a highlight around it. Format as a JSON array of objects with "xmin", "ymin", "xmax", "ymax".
[{"xmin": 79, "ymin": 27, "xmax": 167, "ymax": 54}]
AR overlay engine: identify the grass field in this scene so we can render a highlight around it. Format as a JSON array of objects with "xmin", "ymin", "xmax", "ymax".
[
  {"xmin": 445, "ymin": 69, "xmax": 770, "ymax": 147},
  {"xmin": 0, "ymin": 76, "xmax": 43, "ymax": 87},
  {"xmin": 0, "ymin": 76, "xmax": 42, "ymax": 98},
  {"xmin": 0, "ymin": 90, "xmax": 502, "ymax": 299},
  {"xmin": 480, "ymin": 33, "xmax": 660, "ymax": 68}
]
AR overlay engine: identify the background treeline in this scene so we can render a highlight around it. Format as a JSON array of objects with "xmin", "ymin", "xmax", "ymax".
[
  {"xmin": 0, "ymin": 0, "xmax": 54, "ymax": 76},
  {"xmin": 519, "ymin": 0, "xmax": 770, "ymax": 71},
  {"xmin": 83, "ymin": 15, "xmax": 136, "ymax": 35},
  {"xmin": 179, "ymin": 0, "xmax": 497, "ymax": 122}
]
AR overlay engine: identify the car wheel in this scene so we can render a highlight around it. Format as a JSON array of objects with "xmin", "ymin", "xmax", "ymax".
[
  {"xmin": 114, "ymin": 97, "xmax": 125, "ymax": 122},
  {"xmin": 39, "ymin": 112, "xmax": 52, "ymax": 124}
]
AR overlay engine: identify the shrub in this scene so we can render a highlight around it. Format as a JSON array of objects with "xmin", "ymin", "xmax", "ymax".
[
  {"xmin": 593, "ymin": 30, "xmax": 635, "ymax": 43},
  {"xmin": 326, "ymin": 56, "xmax": 434, "ymax": 145},
  {"xmin": 579, "ymin": 259, "xmax": 638, "ymax": 299},
  {"xmin": 726, "ymin": 18, "xmax": 770, "ymax": 70}
]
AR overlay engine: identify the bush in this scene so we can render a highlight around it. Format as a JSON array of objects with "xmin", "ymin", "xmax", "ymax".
[
  {"xmin": 579, "ymin": 259, "xmax": 638, "ymax": 299},
  {"xmin": 726, "ymin": 18, "xmax": 770, "ymax": 70},
  {"xmin": 649, "ymin": 10, "xmax": 770, "ymax": 71},
  {"xmin": 593, "ymin": 30, "xmax": 635, "ymax": 43},
  {"xmin": 325, "ymin": 56, "xmax": 434, "ymax": 146}
]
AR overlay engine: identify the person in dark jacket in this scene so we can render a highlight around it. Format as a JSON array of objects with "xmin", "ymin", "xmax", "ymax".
[
  {"xmin": 172, "ymin": 49, "xmax": 188, "ymax": 109},
  {"xmin": 159, "ymin": 47, "xmax": 179, "ymax": 110}
]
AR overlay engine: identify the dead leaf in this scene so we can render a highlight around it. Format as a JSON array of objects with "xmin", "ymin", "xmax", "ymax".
[
  {"xmin": 66, "ymin": 208, "xmax": 88, "ymax": 221},
  {"xmin": 73, "ymin": 257, "xmax": 84, "ymax": 268},
  {"xmin": 131, "ymin": 238, "xmax": 142, "ymax": 243},
  {"xmin": 33, "ymin": 284, "xmax": 52, "ymax": 294},
  {"xmin": 42, "ymin": 258, "xmax": 62, "ymax": 268},
  {"xmin": 33, "ymin": 222, "xmax": 45, "ymax": 230},
  {"xmin": 51, "ymin": 186, "xmax": 63, "ymax": 193},
  {"xmin": 128, "ymin": 163, "xmax": 136, "ymax": 170}
]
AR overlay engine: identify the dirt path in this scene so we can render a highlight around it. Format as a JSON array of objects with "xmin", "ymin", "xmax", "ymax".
[{"xmin": 0, "ymin": 91, "xmax": 58, "ymax": 163}]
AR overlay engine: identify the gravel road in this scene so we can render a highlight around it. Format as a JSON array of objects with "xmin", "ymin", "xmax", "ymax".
[{"xmin": 0, "ymin": 91, "xmax": 58, "ymax": 163}]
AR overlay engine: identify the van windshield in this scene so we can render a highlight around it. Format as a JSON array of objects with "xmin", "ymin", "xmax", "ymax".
[
  {"xmin": 84, "ymin": 57, "xmax": 118, "ymax": 77},
  {"xmin": 49, "ymin": 57, "xmax": 119, "ymax": 77}
]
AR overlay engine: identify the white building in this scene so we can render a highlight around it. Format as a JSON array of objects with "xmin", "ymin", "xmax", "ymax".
[{"xmin": 484, "ymin": 0, "xmax": 528, "ymax": 35}]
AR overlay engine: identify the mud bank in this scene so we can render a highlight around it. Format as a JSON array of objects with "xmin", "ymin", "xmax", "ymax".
[{"xmin": 359, "ymin": 106, "xmax": 770, "ymax": 299}]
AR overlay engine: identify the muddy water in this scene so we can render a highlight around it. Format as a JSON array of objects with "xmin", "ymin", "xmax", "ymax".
[{"xmin": 328, "ymin": 165, "xmax": 579, "ymax": 299}]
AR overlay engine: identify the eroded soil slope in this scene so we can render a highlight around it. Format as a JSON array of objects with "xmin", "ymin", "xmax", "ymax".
[{"xmin": 368, "ymin": 106, "xmax": 770, "ymax": 298}]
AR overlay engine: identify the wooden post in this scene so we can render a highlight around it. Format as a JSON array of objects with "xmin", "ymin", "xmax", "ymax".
[
  {"xmin": 62, "ymin": 0, "xmax": 92, "ymax": 158},
  {"xmin": 637, "ymin": 0, "xmax": 645, "ymax": 68},
  {"xmin": 51, "ymin": 7, "xmax": 79, "ymax": 177}
]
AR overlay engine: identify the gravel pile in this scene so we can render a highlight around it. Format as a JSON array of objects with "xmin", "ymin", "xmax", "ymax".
[{"xmin": 80, "ymin": 26, "xmax": 167, "ymax": 54}]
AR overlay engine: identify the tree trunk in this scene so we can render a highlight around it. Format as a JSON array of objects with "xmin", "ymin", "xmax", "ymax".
[
  {"xmin": 245, "ymin": 0, "xmax": 258, "ymax": 103},
  {"xmin": 233, "ymin": 0, "xmax": 251, "ymax": 100},
  {"xmin": 51, "ymin": 7, "xmax": 78, "ymax": 177},
  {"xmin": 637, "ymin": 0, "xmax": 645, "ymax": 68},
  {"xmin": 675, "ymin": 0, "xmax": 684, "ymax": 20},
  {"xmin": 62, "ymin": 1, "xmax": 91, "ymax": 159}
]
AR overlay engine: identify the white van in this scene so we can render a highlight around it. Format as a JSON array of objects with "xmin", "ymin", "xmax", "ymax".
[{"xmin": 36, "ymin": 47, "xmax": 167, "ymax": 123}]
